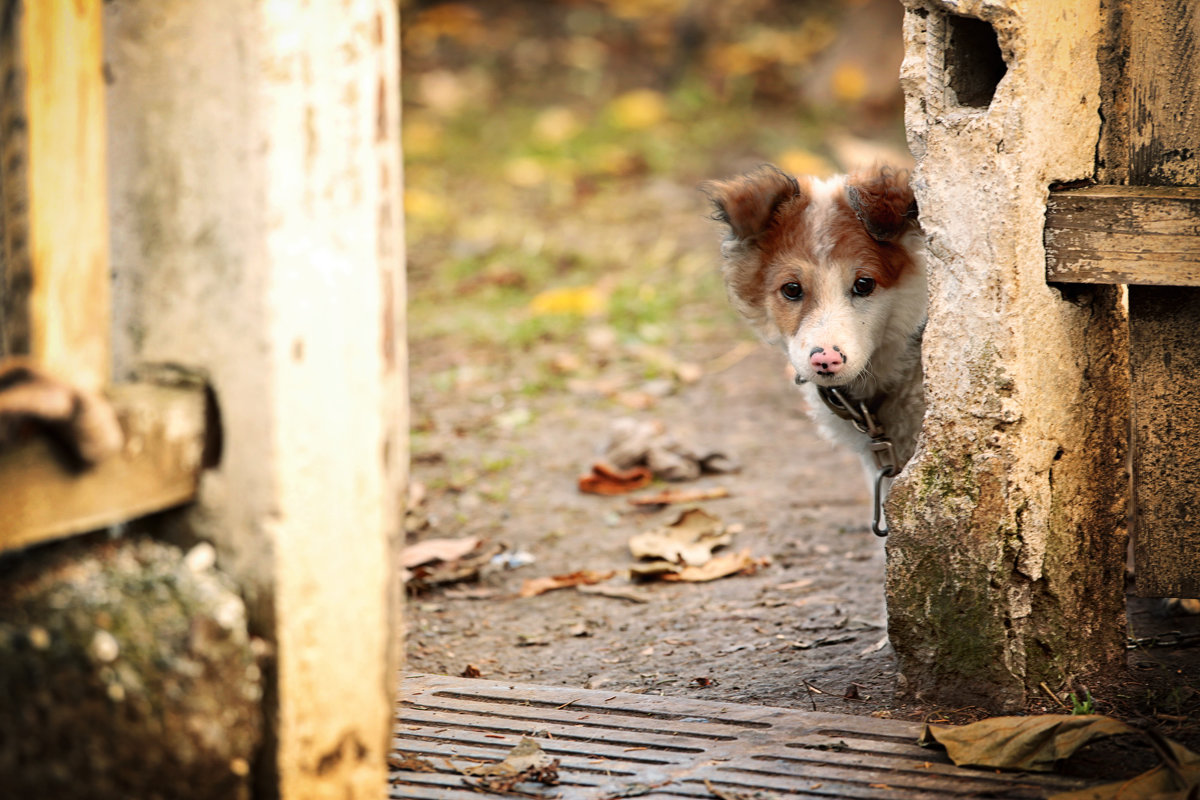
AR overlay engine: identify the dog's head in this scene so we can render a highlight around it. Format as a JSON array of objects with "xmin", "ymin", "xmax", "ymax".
[{"xmin": 702, "ymin": 164, "xmax": 925, "ymax": 391}]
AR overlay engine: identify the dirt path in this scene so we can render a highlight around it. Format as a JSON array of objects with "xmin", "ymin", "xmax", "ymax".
[{"xmin": 405, "ymin": 339, "xmax": 906, "ymax": 718}]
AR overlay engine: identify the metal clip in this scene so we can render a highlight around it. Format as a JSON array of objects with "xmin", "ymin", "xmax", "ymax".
[
  {"xmin": 872, "ymin": 465, "xmax": 893, "ymax": 537},
  {"xmin": 869, "ymin": 437, "xmax": 896, "ymax": 474}
]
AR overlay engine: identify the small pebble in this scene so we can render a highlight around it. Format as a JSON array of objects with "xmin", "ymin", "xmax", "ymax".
[{"xmin": 90, "ymin": 630, "xmax": 120, "ymax": 663}]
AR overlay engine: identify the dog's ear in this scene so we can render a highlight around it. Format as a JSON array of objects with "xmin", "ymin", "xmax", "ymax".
[
  {"xmin": 701, "ymin": 165, "xmax": 801, "ymax": 243},
  {"xmin": 845, "ymin": 166, "xmax": 918, "ymax": 242}
]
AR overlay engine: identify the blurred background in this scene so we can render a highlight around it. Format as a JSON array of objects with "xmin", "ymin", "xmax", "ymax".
[{"xmin": 401, "ymin": 0, "xmax": 909, "ymax": 383}]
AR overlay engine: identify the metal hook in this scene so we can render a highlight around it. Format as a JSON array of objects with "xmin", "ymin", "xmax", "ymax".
[{"xmin": 872, "ymin": 466, "xmax": 893, "ymax": 537}]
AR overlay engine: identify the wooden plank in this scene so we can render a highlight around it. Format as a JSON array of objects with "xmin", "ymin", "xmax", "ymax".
[
  {"xmin": 1130, "ymin": 287, "xmax": 1200, "ymax": 598},
  {"xmin": 1124, "ymin": 0, "xmax": 1200, "ymax": 597},
  {"xmin": 0, "ymin": 382, "xmax": 207, "ymax": 551},
  {"xmin": 0, "ymin": 0, "xmax": 109, "ymax": 390},
  {"xmin": 1045, "ymin": 186, "xmax": 1200, "ymax": 285},
  {"xmin": 1129, "ymin": 0, "xmax": 1199, "ymax": 187}
]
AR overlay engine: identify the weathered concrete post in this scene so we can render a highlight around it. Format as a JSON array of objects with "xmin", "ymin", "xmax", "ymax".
[
  {"xmin": 887, "ymin": 0, "xmax": 1130, "ymax": 709},
  {"xmin": 104, "ymin": 1, "xmax": 406, "ymax": 796}
]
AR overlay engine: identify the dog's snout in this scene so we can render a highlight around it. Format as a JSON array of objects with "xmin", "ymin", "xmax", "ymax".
[{"xmin": 809, "ymin": 345, "xmax": 845, "ymax": 375}]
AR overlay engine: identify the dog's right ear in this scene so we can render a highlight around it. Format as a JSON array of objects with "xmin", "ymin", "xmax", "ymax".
[{"xmin": 701, "ymin": 165, "xmax": 802, "ymax": 243}]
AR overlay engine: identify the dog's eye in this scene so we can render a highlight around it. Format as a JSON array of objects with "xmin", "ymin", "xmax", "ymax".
[
  {"xmin": 852, "ymin": 276, "xmax": 876, "ymax": 297},
  {"xmin": 780, "ymin": 282, "xmax": 803, "ymax": 301}
]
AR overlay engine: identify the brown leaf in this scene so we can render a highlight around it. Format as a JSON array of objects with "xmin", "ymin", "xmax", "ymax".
[
  {"xmin": 401, "ymin": 536, "xmax": 482, "ymax": 569},
  {"xmin": 576, "ymin": 583, "xmax": 651, "ymax": 603},
  {"xmin": 660, "ymin": 548, "xmax": 761, "ymax": 583},
  {"xmin": 461, "ymin": 664, "xmax": 483, "ymax": 678},
  {"xmin": 465, "ymin": 737, "xmax": 557, "ymax": 777},
  {"xmin": 628, "ymin": 508, "xmax": 729, "ymax": 565},
  {"xmin": 629, "ymin": 486, "xmax": 730, "ymax": 507},
  {"xmin": 519, "ymin": 570, "xmax": 616, "ymax": 598},
  {"xmin": 919, "ymin": 715, "xmax": 1137, "ymax": 773},
  {"xmin": 578, "ymin": 462, "xmax": 653, "ymax": 495},
  {"xmin": 387, "ymin": 752, "xmax": 437, "ymax": 773},
  {"xmin": 923, "ymin": 715, "xmax": 1200, "ymax": 800}
]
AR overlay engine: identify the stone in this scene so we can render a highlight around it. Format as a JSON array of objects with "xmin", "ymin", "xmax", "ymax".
[{"xmin": 0, "ymin": 536, "xmax": 262, "ymax": 800}]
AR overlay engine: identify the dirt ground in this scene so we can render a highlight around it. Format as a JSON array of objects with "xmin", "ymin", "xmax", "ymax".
[{"xmin": 400, "ymin": 0, "xmax": 1200, "ymax": 756}]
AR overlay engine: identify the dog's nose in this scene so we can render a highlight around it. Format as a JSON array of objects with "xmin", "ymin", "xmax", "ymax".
[{"xmin": 809, "ymin": 346, "xmax": 845, "ymax": 375}]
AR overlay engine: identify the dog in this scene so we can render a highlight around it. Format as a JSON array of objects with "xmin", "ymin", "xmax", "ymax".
[{"xmin": 702, "ymin": 165, "xmax": 925, "ymax": 534}]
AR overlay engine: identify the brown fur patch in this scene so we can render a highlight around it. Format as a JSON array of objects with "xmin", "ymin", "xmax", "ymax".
[{"xmin": 845, "ymin": 166, "xmax": 917, "ymax": 242}]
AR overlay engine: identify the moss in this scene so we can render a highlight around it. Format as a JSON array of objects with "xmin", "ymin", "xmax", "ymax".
[{"xmin": 0, "ymin": 536, "xmax": 262, "ymax": 800}]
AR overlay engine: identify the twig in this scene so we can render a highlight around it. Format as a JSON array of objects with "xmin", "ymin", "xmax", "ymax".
[{"xmin": 1040, "ymin": 681, "xmax": 1070, "ymax": 711}]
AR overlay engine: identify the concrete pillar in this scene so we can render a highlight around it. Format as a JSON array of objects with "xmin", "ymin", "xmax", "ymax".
[
  {"xmin": 887, "ymin": 0, "xmax": 1129, "ymax": 709},
  {"xmin": 103, "ymin": 1, "xmax": 405, "ymax": 796}
]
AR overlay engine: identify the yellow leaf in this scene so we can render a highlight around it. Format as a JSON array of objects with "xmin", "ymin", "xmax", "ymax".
[
  {"xmin": 402, "ymin": 119, "xmax": 443, "ymax": 158},
  {"xmin": 529, "ymin": 286, "xmax": 607, "ymax": 317},
  {"xmin": 832, "ymin": 63, "xmax": 869, "ymax": 104},
  {"xmin": 503, "ymin": 157, "xmax": 547, "ymax": 188},
  {"xmin": 532, "ymin": 107, "xmax": 582, "ymax": 145},
  {"xmin": 607, "ymin": 89, "xmax": 667, "ymax": 131},
  {"xmin": 403, "ymin": 188, "xmax": 447, "ymax": 222},
  {"xmin": 776, "ymin": 149, "xmax": 835, "ymax": 178}
]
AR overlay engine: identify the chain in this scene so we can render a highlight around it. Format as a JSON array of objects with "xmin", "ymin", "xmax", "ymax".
[
  {"xmin": 1126, "ymin": 630, "xmax": 1200, "ymax": 650},
  {"xmin": 817, "ymin": 387, "xmax": 895, "ymax": 537}
]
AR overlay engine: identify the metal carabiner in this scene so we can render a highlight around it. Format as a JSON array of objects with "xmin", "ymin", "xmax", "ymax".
[{"xmin": 872, "ymin": 466, "xmax": 893, "ymax": 537}]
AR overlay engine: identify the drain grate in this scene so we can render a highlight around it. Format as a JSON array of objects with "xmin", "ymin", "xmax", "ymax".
[{"xmin": 391, "ymin": 674, "xmax": 1088, "ymax": 799}]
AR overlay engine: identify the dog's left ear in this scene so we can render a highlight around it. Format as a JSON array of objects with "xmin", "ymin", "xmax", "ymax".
[{"xmin": 846, "ymin": 166, "xmax": 918, "ymax": 242}]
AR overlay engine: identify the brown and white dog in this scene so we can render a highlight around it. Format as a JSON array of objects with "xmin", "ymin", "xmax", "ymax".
[{"xmin": 703, "ymin": 165, "xmax": 925, "ymax": 530}]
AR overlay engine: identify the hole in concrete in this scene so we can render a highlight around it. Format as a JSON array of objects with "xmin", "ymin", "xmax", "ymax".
[{"xmin": 944, "ymin": 14, "xmax": 1006, "ymax": 108}]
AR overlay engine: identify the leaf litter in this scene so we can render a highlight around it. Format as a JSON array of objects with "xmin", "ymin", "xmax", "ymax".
[
  {"xmin": 461, "ymin": 736, "xmax": 561, "ymax": 796},
  {"xmin": 920, "ymin": 714, "xmax": 1200, "ymax": 799}
]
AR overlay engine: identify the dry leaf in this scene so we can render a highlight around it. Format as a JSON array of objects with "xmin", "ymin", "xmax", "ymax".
[
  {"xmin": 579, "ymin": 462, "xmax": 653, "ymax": 495},
  {"xmin": 628, "ymin": 508, "xmax": 729, "ymax": 565},
  {"xmin": 922, "ymin": 714, "xmax": 1200, "ymax": 800},
  {"xmin": 607, "ymin": 88, "xmax": 667, "ymax": 130},
  {"xmin": 576, "ymin": 584, "xmax": 651, "ymax": 603},
  {"xmin": 629, "ymin": 486, "xmax": 730, "ymax": 507},
  {"xmin": 529, "ymin": 285, "xmax": 607, "ymax": 316},
  {"xmin": 388, "ymin": 752, "xmax": 437, "ymax": 773},
  {"xmin": 519, "ymin": 570, "xmax": 616, "ymax": 598},
  {"xmin": 464, "ymin": 737, "xmax": 560, "ymax": 791},
  {"xmin": 661, "ymin": 548, "xmax": 761, "ymax": 582},
  {"xmin": 920, "ymin": 715, "xmax": 1137, "ymax": 773},
  {"xmin": 401, "ymin": 537, "xmax": 482, "ymax": 569}
]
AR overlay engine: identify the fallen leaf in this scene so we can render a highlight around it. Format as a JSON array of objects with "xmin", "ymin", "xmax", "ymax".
[
  {"xmin": 923, "ymin": 715, "xmax": 1200, "ymax": 800},
  {"xmin": 629, "ymin": 486, "xmax": 730, "ymax": 507},
  {"xmin": 919, "ymin": 715, "xmax": 1136, "ymax": 773},
  {"xmin": 462, "ymin": 737, "xmax": 560, "ymax": 794},
  {"xmin": 628, "ymin": 508, "xmax": 729, "ymax": 566},
  {"xmin": 387, "ymin": 752, "xmax": 437, "ymax": 773},
  {"xmin": 402, "ymin": 537, "xmax": 482, "ymax": 569},
  {"xmin": 519, "ymin": 570, "xmax": 616, "ymax": 598},
  {"xmin": 607, "ymin": 88, "xmax": 667, "ymax": 130},
  {"xmin": 461, "ymin": 664, "xmax": 483, "ymax": 678},
  {"xmin": 576, "ymin": 583, "xmax": 651, "ymax": 603},
  {"xmin": 529, "ymin": 285, "xmax": 607, "ymax": 316},
  {"xmin": 578, "ymin": 462, "xmax": 653, "ymax": 495},
  {"xmin": 661, "ymin": 548, "xmax": 762, "ymax": 583}
]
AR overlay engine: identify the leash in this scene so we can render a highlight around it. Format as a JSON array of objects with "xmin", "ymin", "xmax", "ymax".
[{"xmin": 816, "ymin": 386, "xmax": 896, "ymax": 537}]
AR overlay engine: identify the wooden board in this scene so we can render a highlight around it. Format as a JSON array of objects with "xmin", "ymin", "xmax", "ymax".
[
  {"xmin": 1045, "ymin": 186, "xmax": 1200, "ymax": 285},
  {"xmin": 0, "ymin": 383, "xmax": 207, "ymax": 551},
  {"xmin": 1123, "ymin": 0, "xmax": 1200, "ymax": 597},
  {"xmin": 1129, "ymin": 0, "xmax": 1199, "ymax": 187},
  {"xmin": 1130, "ymin": 288, "xmax": 1200, "ymax": 598},
  {"xmin": 0, "ymin": 0, "xmax": 109, "ymax": 390}
]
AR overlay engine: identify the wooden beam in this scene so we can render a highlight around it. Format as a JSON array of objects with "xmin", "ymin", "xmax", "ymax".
[
  {"xmin": 0, "ymin": 0, "xmax": 109, "ymax": 390},
  {"xmin": 0, "ymin": 383, "xmax": 207, "ymax": 551},
  {"xmin": 1045, "ymin": 185, "xmax": 1200, "ymax": 285}
]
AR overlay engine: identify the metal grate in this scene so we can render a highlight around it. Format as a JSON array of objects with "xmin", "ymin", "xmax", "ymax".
[{"xmin": 391, "ymin": 674, "xmax": 1088, "ymax": 799}]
